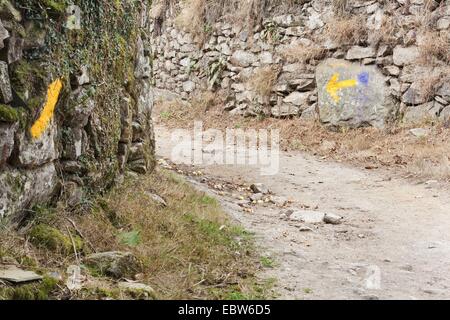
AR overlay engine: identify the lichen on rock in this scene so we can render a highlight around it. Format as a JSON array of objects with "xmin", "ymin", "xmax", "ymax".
[{"xmin": 0, "ymin": 0, "xmax": 156, "ymax": 220}]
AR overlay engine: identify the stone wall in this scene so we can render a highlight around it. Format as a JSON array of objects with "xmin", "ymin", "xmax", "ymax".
[
  {"xmin": 150, "ymin": 0, "xmax": 450, "ymax": 129},
  {"xmin": 0, "ymin": 1, "xmax": 155, "ymax": 220}
]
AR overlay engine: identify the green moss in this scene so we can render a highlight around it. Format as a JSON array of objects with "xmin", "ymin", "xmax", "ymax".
[
  {"xmin": 29, "ymin": 224, "xmax": 84, "ymax": 254},
  {"xmin": 13, "ymin": 0, "xmax": 147, "ymax": 194},
  {"xmin": 0, "ymin": 104, "xmax": 19, "ymax": 122},
  {"xmin": 0, "ymin": 0, "xmax": 22, "ymax": 21},
  {"xmin": 80, "ymin": 287, "xmax": 121, "ymax": 300},
  {"xmin": 0, "ymin": 276, "xmax": 58, "ymax": 300},
  {"xmin": 41, "ymin": 0, "xmax": 67, "ymax": 12},
  {"xmin": 4, "ymin": 172, "xmax": 25, "ymax": 200},
  {"xmin": 10, "ymin": 60, "xmax": 47, "ymax": 104}
]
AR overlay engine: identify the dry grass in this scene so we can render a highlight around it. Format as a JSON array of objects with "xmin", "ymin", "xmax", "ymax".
[
  {"xmin": 281, "ymin": 43, "xmax": 326, "ymax": 64},
  {"xmin": 247, "ymin": 65, "xmax": 280, "ymax": 99},
  {"xmin": 417, "ymin": 73, "xmax": 444, "ymax": 103},
  {"xmin": 370, "ymin": 15, "xmax": 399, "ymax": 46},
  {"xmin": 0, "ymin": 169, "xmax": 266, "ymax": 300},
  {"xmin": 418, "ymin": 31, "xmax": 450, "ymax": 65},
  {"xmin": 174, "ymin": 0, "xmax": 207, "ymax": 42},
  {"xmin": 157, "ymin": 90, "xmax": 225, "ymax": 128},
  {"xmin": 332, "ymin": 0, "xmax": 348, "ymax": 17},
  {"xmin": 408, "ymin": 151, "xmax": 450, "ymax": 181},
  {"xmin": 324, "ymin": 15, "xmax": 368, "ymax": 46}
]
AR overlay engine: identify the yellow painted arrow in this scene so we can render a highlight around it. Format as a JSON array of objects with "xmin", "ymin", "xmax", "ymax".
[
  {"xmin": 326, "ymin": 73, "xmax": 357, "ymax": 103},
  {"xmin": 30, "ymin": 79, "xmax": 63, "ymax": 139}
]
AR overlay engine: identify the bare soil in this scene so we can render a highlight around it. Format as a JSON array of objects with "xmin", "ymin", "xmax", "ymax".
[{"xmin": 156, "ymin": 124, "xmax": 450, "ymax": 300}]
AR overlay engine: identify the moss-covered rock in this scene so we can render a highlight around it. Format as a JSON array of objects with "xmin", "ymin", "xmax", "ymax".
[
  {"xmin": 0, "ymin": 0, "xmax": 155, "ymax": 219},
  {"xmin": 41, "ymin": 0, "xmax": 67, "ymax": 13},
  {"xmin": 29, "ymin": 224, "xmax": 84, "ymax": 254},
  {"xmin": 84, "ymin": 251, "xmax": 141, "ymax": 279},
  {"xmin": 0, "ymin": 104, "xmax": 19, "ymax": 122},
  {"xmin": 0, "ymin": 276, "xmax": 58, "ymax": 300}
]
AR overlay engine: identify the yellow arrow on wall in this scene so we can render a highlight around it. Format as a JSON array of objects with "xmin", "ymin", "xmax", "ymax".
[
  {"xmin": 326, "ymin": 73, "xmax": 357, "ymax": 103},
  {"xmin": 30, "ymin": 79, "xmax": 63, "ymax": 139}
]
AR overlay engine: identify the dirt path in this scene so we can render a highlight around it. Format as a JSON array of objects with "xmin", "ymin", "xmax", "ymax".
[{"xmin": 155, "ymin": 125, "xmax": 450, "ymax": 300}]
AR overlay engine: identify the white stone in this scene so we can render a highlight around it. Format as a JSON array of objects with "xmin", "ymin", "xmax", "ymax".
[
  {"xmin": 283, "ymin": 91, "xmax": 309, "ymax": 106},
  {"xmin": 393, "ymin": 46, "xmax": 420, "ymax": 66}
]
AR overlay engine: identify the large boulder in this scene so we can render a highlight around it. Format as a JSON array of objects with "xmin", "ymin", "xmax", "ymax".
[
  {"xmin": 0, "ymin": 122, "xmax": 16, "ymax": 168},
  {"xmin": 0, "ymin": 163, "xmax": 58, "ymax": 219},
  {"xmin": 85, "ymin": 251, "xmax": 141, "ymax": 279},
  {"xmin": 13, "ymin": 120, "xmax": 58, "ymax": 168},
  {"xmin": 316, "ymin": 59, "xmax": 395, "ymax": 129},
  {"xmin": 393, "ymin": 46, "xmax": 420, "ymax": 66},
  {"xmin": 230, "ymin": 50, "xmax": 257, "ymax": 67}
]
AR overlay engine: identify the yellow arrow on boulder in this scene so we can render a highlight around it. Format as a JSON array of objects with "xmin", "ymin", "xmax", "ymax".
[{"xmin": 326, "ymin": 73, "xmax": 357, "ymax": 103}]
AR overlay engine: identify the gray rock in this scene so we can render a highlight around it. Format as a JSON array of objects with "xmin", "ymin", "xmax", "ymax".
[
  {"xmin": 14, "ymin": 120, "xmax": 58, "ymax": 167},
  {"xmin": 306, "ymin": 10, "xmax": 324, "ymax": 30},
  {"xmin": 393, "ymin": 46, "xmax": 420, "ymax": 66},
  {"xmin": 316, "ymin": 58, "xmax": 394, "ymax": 129},
  {"xmin": 399, "ymin": 65, "xmax": 437, "ymax": 83},
  {"xmin": 346, "ymin": 46, "xmax": 376, "ymax": 60},
  {"xmin": 219, "ymin": 43, "xmax": 232, "ymax": 56},
  {"xmin": 260, "ymin": 51, "xmax": 273, "ymax": 64},
  {"xmin": 61, "ymin": 160, "xmax": 82, "ymax": 174},
  {"xmin": 383, "ymin": 65, "xmax": 400, "ymax": 76},
  {"xmin": 121, "ymin": 95, "xmax": 133, "ymax": 145},
  {"xmin": 409, "ymin": 128, "xmax": 429, "ymax": 138},
  {"xmin": 0, "ymin": 265, "xmax": 43, "ymax": 283},
  {"xmin": 250, "ymin": 183, "xmax": 269, "ymax": 194},
  {"xmin": 437, "ymin": 81, "xmax": 450, "ymax": 102},
  {"xmin": 182, "ymin": 80, "xmax": 195, "ymax": 93},
  {"xmin": 272, "ymin": 14, "xmax": 296, "ymax": 27},
  {"xmin": 402, "ymin": 102, "xmax": 440, "ymax": 124},
  {"xmin": 62, "ymin": 181, "xmax": 83, "ymax": 207},
  {"xmin": 135, "ymin": 36, "xmax": 151, "ymax": 79},
  {"xmin": 0, "ymin": 61, "xmax": 11, "ymax": 103},
  {"xmin": 440, "ymin": 106, "xmax": 450, "ymax": 122},
  {"xmin": 85, "ymin": 251, "xmax": 141, "ymax": 279},
  {"xmin": 65, "ymin": 87, "xmax": 95, "ymax": 128},
  {"xmin": 73, "ymin": 65, "xmax": 90, "ymax": 86},
  {"xmin": 271, "ymin": 104, "xmax": 299, "ymax": 117},
  {"xmin": 62, "ymin": 127, "xmax": 86, "ymax": 160},
  {"xmin": 293, "ymin": 79, "xmax": 315, "ymax": 91},
  {"xmin": 6, "ymin": 31, "xmax": 23, "ymax": 64},
  {"xmin": 269, "ymin": 195, "xmax": 288, "ymax": 207},
  {"xmin": 290, "ymin": 210, "xmax": 325, "ymax": 224},
  {"xmin": 437, "ymin": 17, "xmax": 450, "ymax": 30},
  {"xmin": 402, "ymin": 82, "xmax": 430, "ymax": 105},
  {"xmin": 145, "ymin": 191, "xmax": 167, "ymax": 207},
  {"xmin": 128, "ymin": 159, "xmax": 148, "ymax": 174},
  {"xmin": 323, "ymin": 213, "xmax": 343, "ymax": 225},
  {"xmin": 118, "ymin": 282, "xmax": 157, "ymax": 299},
  {"xmin": 0, "ymin": 122, "xmax": 16, "ymax": 168},
  {"xmin": 250, "ymin": 193, "xmax": 264, "ymax": 202},
  {"xmin": 0, "ymin": 163, "xmax": 58, "ymax": 219},
  {"xmin": 230, "ymin": 50, "xmax": 257, "ymax": 67},
  {"xmin": 284, "ymin": 26, "xmax": 303, "ymax": 37},
  {"xmin": 283, "ymin": 91, "xmax": 309, "ymax": 106},
  {"xmin": 435, "ymin": 95, "xmax": 448, "ymax": 106},
  {"xmin": 125, "ymin": 140, "xmax": 139, "ymax": 158},
  {"xmin": 0, "ymin": 19, "xmax": 9, "ymax": 49},
  {"xmin": 301, "ymin": 104, "xmax": 318, "ymax": 120}
]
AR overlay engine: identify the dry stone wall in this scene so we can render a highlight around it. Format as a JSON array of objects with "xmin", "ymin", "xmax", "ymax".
[
  {"xmin": 0, "ymin": 1, "xmax": 155, "ymax": 220},
  {"xmin": 150, "ymin": 0, "xmax": 450, "ymax": 129}
]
